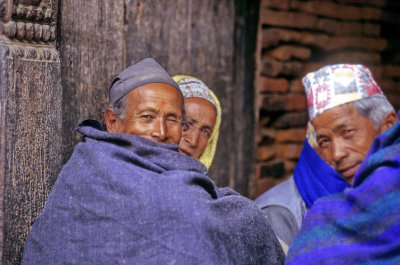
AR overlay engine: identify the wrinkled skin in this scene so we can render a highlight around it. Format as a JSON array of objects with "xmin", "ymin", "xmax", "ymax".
[
  {"xmin": 105, "ymin": 83, "xmax": 183, "ymax": 145},
  {"xmin": 313, "ymin": 103, "xmax": 397, "ymax": 185},
  {"xmin": 179, "ymin": 98, "xmax": 217, "ymax": 158}
]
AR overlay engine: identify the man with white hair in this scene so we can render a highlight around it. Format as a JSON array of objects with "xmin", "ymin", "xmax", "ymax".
[{"xmin": 286, "ymin": 64, "xmax": 400, "ymax": 264}]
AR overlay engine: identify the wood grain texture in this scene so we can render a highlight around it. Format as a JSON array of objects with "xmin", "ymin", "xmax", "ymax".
[
  {"xmin": 1, "ymin": 44, "xmax": 62, "ymax": 264},
  {"xmin": 125, "ymin": 0, "xmax": 242, "ymax": 191},
  {"xmin": 59, "ymin": 0, "xmax": 125, "ymax": 164}
]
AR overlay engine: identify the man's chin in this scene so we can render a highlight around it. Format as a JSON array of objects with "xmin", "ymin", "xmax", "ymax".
[
  {"xmin": 339, "ymin": 164, "xmax": 360, "ymax": 186},
  {"xmin": 178, "ymin": 147, "xmax": 193, "ymax": 157}
]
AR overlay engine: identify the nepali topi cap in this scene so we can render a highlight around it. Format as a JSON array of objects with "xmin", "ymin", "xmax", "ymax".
[
  {"xmin": 109, "ymin": 58, "xmax": 181, "ymax": 104},
  {"xmin": 172, "ymin": 75, "xmax": 217, "ymax": 110},
  {"xmin": 303, "ymin": 64, "xmax": 384, "ymax": 120}
]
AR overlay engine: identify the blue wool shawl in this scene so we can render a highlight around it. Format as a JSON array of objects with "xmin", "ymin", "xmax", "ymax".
[
  {"xmin": 293, "ymin": 139, "xmax": 350, "ymax": 208},
  {"xmin": 286, "ymin": 118, "xmax": 400, "ymax": 264},
  {"xmin": 22, "ymin": 120, "xmax": 284, "ymax": 265}
]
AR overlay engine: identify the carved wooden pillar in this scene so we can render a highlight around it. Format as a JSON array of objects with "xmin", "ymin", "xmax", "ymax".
[{"xmin": 0, "ymin": 0, "xmax": 62, "ymax": 263}]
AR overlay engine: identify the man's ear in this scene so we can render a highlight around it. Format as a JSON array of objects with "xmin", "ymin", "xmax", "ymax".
[
  {"xmin": 379, "ymin": 111, "xmax": 398, "ymax": 133},
  {"xmin": 104, "ymin": 108, "xmax": 122, "ymax": 133}
]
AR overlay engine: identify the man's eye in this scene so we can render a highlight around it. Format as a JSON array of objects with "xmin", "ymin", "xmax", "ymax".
[
  {"xmin": 140, "ymin": 115, "xmax": 154, "ymax": 120},
  {"xmin": 343, "ymin": 129, "xmax": 355, "ymax": 138},
  {"xmin": 166, "ymin": 117, "xmax": 179, "ymax": 123},
  {"xmin": 201, "ymin": 128, "xmax": 211, "ymax": 137},
  {"xmin": 318, "ymin": 139, "xmax": 330, "ymax": 148}
]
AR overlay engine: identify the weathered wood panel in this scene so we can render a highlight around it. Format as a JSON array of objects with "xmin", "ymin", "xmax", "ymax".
[
  {"xmin": 1, "ymin": 0, "xmax": 62, "ymax": 263},
  {"xmin": 59, "ymin": 0, "xmax": 125, "ymax": 164},
  {"xmin": 2, "ymin": 45, "xmax": 62, "ymax": 264},
  {"xmin": 230, "ymin": 0, "xmax": 260, "ymax": 197},
  {"xmin": 125, "ymin": 0, "xmax": 240, "ymax": 191}
]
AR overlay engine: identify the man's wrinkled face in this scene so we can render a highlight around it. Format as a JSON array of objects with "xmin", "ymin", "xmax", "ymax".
[
  {"xmin": 178, "ymin": 98, "xmax": 217, "ymax": 159},
  {"xmin": 313, "ymin": 103, "xmax": 379, "ymax": 185},
  {"xmin": 111, "ymin": 83, "xmax": 183, "ymax": 144}
]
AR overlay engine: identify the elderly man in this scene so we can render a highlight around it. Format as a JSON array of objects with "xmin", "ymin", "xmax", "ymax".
[
  {"xmin": 22, "ymin": 58, "xmax": 284, "ymax": 264},
  {"xmin": 173, "ymin": 75, "xmax": 222, "ymax": 170},
  {"xmin": 285, "ymin": 64, "xmax": 400, "ymax": 264}
]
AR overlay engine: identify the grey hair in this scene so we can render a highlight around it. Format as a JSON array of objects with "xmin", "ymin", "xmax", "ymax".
[
  {"xmin": 352, "ymin": 94, "xmax": 395, "ymax": 129},
  {"xmin": 108, "ymin": 95, "xmax": 127, "ymax": 120}
]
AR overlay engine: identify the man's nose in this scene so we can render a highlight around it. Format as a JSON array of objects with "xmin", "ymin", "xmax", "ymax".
[
  {"xmin": 151, "ymin": 119, "xmax": 167, "ymax": 141},
  {"xmin": 331, "ymin": 138, "xmax": 348, "ymax": 163},
  {"xmin": 184, "ymin": 129, "xmax": 199, "ymax": 147}
]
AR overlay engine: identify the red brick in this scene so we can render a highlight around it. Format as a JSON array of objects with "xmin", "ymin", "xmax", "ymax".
[
  {"xmin": 292, "ymin": 1, "xmax": 362, "ymax": 20},
  {"xmin": 379, "ymin": 78, "xmax": 398, "ymax": 94},
  {"xmin": 262, "ymin": 28, "xmax": 293, "ymax": 48},
  {"xmin": 383, "ymin": 65, "xmax": 400, "ymax": 79},
  {"xmin": 339, "ymin": 5, "xmax": 363, "ymax": 20},
  {"xmin": 290, "ymin": 79, "xmax": 304, "ymax": 92},
  {"xmin": 281, "ymin": 61, "xmax": 303, "ymax": 77},
  {"xmin": 259, "ymin": 76, "xmax": 289, "ymax": 93},
  {"xmin": 340, "ymin": 21, "xmax": 364, "ymax": 35},
  {"xmin": 300, "ymin": 32, "xmax": 329, "ymax": 48},
  {"xmin": 284, "ymin": 160, "xmax": 297, "ymax": 174},
  {"xmin": 275, "ymin": 128, "xmax": 307, "ymax": 143},
  {"xmin": 262, "ymin": 9, "xmax": 317, "ymax": 30},
  {"xmin": 301, "ymin": 63, "xmax": 325, "ymax": 77},
  {"xmin": 257, "ymin": 145, "xmax": 277, "ymax": 161},
  {"xmin": 324, "ymin": 37, "xmax": 387, "ymax": 51},
  {"xmin": 258, "ymin": 160, "xmax": 285, "ymax": 179},
  {"xmin": 262, "ymin": 28, "xmax": 329, "ymax": 49},
  {"xmin": 261, "ymin": 57, "xmax": 282, "ymax": 77},
  {"xmin": 255, "ymin": 174, "xmax": 289, "ymax": 198},
  {"xmin": 362, "ymin": 7, "xmax": 382, "ymax": 20},
  {"xmin": 363, "ymin": 23, "xmax": 380, "ymax": 36},
  {"xmin": 368, "ymin": 65, "xmax": 383, "ymax": 79},
  {"xmin": 277, "ymin": 143, "xmax": 303, "ymax": 159},
  {"xmin": 262, "ymin": 57, "xmax": 303, "ymax": 77},
  {"xmin": 259, "ymin": 116, "xmax": 272, "ymax": 128},
  {"xmin": 286, "ymin": 94, "xmax": 307, "ymax": 111},
  {"xmin": 325, "ymin": 51, "xmax": 381, "ymax": 65},
  {"xmin": 259, "ymin": 128, "xmax": 277, "ymax": 142},
  {"xmin": 316, "ymin": 18, "xmax": 340, "ymax": 34},
  {"xmin": 306, "ymin": 1, "xmax": 340, "ymax": 18},
  {"xmin": 337, "ymin": 0, "xmax": 385, "ymax": 8},
  {"xmin": 266, "ymin": 45, "xmax": 311, "ymax": 61},
  {"xmin": 260, "ymin": 95, "xmax": 284, "ymax": 111},
  {"xmin": 262, "ymin": 0, "xmax": 290, "ymax": 10},
  {"xmin": 260, "ymin": 94, "xmax": 306, "ymax": 111},
  {"xmin": 317, "ymin": 19, "xmax": 363, "ymax": 35},
  {"xmin": 272, "ymin": 111, "xmax": 309, "ymax": 129}
]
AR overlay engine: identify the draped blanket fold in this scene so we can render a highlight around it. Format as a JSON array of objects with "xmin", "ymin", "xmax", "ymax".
[
  {"xmin": 286, "ymin": 118, "xmax": 400, "ymax": 264},
  {"xmin": 293, "ymin": 139, "xmax": 350, "ymax": 208},
  {"xmin": 22, "ymin": 120, "xmax": 284, "ymax": 265}
]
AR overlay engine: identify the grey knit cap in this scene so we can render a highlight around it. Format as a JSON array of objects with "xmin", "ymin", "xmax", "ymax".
[{"xmin": 109, "ymin": 58, "xmax": 181, "ymax": 104}]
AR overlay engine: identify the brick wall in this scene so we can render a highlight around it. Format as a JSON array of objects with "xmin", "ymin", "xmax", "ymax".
[{"xmin": 255, "ymin": 0, "xmax": 400, "ymax": 198}]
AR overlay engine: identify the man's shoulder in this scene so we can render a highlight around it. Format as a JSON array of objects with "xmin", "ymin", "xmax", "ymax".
[
  {"xmin": 255, "ymin": 176, "xmax": 302, "ymax": 209},
  {"xmin": 254, "ymin": 176, "xmax": 307, "ymax": 225}
]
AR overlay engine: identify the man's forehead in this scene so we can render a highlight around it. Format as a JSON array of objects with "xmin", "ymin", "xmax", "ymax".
[
  {"xmin": 126, "ymin": 84, "xmax": 183, "ymax": 114},
  {"xmin": 313, "ymin": 104, "xmax": 357, "ymax": 132}
]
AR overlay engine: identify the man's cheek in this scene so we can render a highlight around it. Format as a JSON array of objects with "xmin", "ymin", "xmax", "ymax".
[{"xmin": 320, "ymin": 150, "xmax": 333, "ymax": 165}]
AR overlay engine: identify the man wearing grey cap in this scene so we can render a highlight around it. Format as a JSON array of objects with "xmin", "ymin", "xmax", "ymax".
[{"xmin": 22, "ymin": 58, "xmax": 285, "ymax": 264}]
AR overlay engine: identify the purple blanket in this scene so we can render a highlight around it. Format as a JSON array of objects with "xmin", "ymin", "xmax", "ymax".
[{"xmin": 22, "ymin": 120, "xmax": 284, "ymax": 264}]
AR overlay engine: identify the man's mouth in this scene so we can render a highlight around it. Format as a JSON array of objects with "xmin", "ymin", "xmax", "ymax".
[
  {"xmin": 178, "ymin": 147, "xmax": 193, "ymax": 157},
  {"xmin": 338, "ymin": 163, "xmax": 360, "ymax": 183}
]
